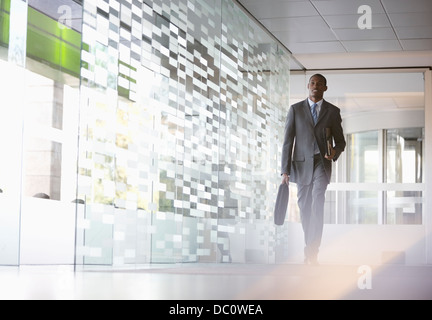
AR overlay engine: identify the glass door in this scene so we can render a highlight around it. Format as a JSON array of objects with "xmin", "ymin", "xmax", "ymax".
[{"xmin": 385, "ymin": 128, "xmax": 424, "ymax": 224}]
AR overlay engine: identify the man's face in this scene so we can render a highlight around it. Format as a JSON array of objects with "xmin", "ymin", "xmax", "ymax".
[{"xmin": 308, "ymin": 76, "xmax": 327, "ymax": 100}]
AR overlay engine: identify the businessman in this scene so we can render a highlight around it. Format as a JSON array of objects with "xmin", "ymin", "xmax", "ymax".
[{"xmin": 281, "ymin": 74, "xmax": 346, "ymax": 265}]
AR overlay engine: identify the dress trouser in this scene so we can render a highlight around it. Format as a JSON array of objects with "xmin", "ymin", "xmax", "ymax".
[{"xmin": 296, "ymin": 154, "xmax": 328, "ymax": 260}]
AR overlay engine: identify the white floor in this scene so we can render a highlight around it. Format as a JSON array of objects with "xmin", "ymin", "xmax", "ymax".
[{"xmin": 0, "ymin": 263, "xmax": 431, "ymax": 300}]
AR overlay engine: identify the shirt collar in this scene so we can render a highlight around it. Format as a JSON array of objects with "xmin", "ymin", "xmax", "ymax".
[{"xmin": 308, "ymin": 98, "xmax": 324, "ymax": 108}]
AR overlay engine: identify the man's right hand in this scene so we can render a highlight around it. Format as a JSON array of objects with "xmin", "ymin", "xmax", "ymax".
[{"xmin": 281, "ymin": 173, "xmax": 289, "ymax": 185}]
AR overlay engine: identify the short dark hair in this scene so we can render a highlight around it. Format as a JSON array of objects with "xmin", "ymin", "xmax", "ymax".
[{"xmin": 309, "ymin": 74, "xmax": 327, "ymax": 86}]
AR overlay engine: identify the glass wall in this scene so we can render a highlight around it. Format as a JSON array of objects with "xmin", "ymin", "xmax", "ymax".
[
  {"xmin": 75, "ymin": 0, "xmax": 290, "ymax": 265},
  {"xmin": 0, "ymin": 0, "xmax": 291, "ymax": 266},
  {"xmin": 0, "ymin": 0, "xmax": 82, "ymax": 265},
  {"xmin": 346, "ymin": 131, "xmax": 380, "ymax": 224},
  {"xmin": 345, "ymin": 127, "xmax": 424, "ymax": 225},
  {"xmin": 385, "ymin": 128, "xmax": 424, "ymax": 224}
]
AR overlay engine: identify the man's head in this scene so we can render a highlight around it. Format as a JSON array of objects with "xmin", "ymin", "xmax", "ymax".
[{"xmin": 308, "ymin": 74, "xmax": 328, "ymax": 102}]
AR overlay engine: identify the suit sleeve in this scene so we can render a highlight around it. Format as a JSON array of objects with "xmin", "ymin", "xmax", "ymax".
[
  {"xmin": 281, "ymin": 106, "xmax": 295, "ymax": 175},
  {"xmin": 331, "ymin": 108, "xmax": 346, "ymax": 162}
]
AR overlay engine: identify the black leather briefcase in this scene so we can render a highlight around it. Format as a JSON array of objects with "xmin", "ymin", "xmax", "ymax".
[{"xmin": 274, "ymin": 183, "xmax": 289, "ymax": 226}]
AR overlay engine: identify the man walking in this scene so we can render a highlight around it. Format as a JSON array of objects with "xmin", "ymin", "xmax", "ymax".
[{"xmin": 281, "ymin": 74, "xmax": 346, "ymax": 265}]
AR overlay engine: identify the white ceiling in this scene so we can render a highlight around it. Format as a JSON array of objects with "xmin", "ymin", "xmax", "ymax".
[
  {"xmin": 289, "ymin": 71, "xmax": 425, "ymax": 117},
  {"xmin": 237, "ymin": 0, "xmax": 432, "ymax": 70}
]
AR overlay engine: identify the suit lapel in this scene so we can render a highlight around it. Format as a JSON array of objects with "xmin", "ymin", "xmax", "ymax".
[
  {"xmin": 303, "ymin": 99, "xmax": 314, "ymax": 125},
  {"xmin": 317, "ymin": 100, "xmax": 329, "ymax": 124}
]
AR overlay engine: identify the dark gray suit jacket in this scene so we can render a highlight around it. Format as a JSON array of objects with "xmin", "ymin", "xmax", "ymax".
[{"xmin": 281, "ymin": 99, "xmax": 346, "ymax": 185}]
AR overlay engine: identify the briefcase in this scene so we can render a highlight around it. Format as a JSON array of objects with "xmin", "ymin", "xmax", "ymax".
[{"xmin": 274, "ymin": 183, "xmax": 289, "ymax": 226}]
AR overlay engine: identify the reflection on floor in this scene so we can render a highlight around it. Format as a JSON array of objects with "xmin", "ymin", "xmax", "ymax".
[{"xmin": 0, "ymin": 263, "xmax": 431, "ymax": 300}]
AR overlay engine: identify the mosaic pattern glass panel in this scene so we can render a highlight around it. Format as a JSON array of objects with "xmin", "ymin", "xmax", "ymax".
[{"xmin": 75, "ymin": 0, "xmax": 290, "ymax": 265}]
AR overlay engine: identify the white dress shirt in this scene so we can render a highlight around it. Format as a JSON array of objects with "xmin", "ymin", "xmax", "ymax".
[
  {"xmin": 308, "ymin": 98, "xmax": 323, "ymax": 155},
  {"xmin": 308, "ymin": 98, "xmax": 323, "ymax": 117}
]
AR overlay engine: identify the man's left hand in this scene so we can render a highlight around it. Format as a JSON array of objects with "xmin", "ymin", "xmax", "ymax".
[{"xmin": 325, "ymin": 146, "xmax": 336, "ymax": 160}]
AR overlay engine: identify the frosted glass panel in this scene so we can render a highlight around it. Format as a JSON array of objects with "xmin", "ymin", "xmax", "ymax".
[{"xmin": 76, "ymin": 0, "xmax": 291, "ymax": 265}]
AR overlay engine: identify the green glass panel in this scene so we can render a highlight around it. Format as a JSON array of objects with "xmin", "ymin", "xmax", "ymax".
[
  {"xmin": 0, "ymin": 0, "xmax": 10, "ymax": 47},
  {"xmin": 26, "ymin": 6, "xmax": 81, "ymax": 77}
]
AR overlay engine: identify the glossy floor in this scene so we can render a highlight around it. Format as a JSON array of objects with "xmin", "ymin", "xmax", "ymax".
[{"xmin": 0, "ymin": 263, "xmax": 431, "ymax": 300}]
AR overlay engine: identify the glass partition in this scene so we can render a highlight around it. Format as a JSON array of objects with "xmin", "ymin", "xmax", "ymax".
[
  {"xmin": 0, "ymin": 0, "xmax": 10, "ymax": 60},
  {"xmin": 74, "ymin": 0, "xmax": 290, "ymax": 266},
  {"xmin": 0, "ymin": 59, "xmax": 22, "ymax": 265},
  {"xmin": 385, "ymin": 128, "xmax": 424, "ymax": 224},
  {"xmin": 345, "ymin": 127, "xmax": 424, "ymax": 225},
  {"xmin": 0, "ymin": 0, "xmax": 291, "ymax": 267},
  {"xmin": 348, "ymin": 131, "xmax": 380, "ymax": 183},
  {"xmin": 346, "ymin": 131, "xmax": 380, "ymax": 223},
  {"xmin": 386, "ymin": 128, "xmax": 423, "ymax": 184},
  {"xmin": 0, "ymin": 0, "xmax": 82, "ymax": 265}
]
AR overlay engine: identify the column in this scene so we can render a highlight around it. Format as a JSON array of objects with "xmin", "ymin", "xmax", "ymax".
[{"xmin": 425, "ymin": 69, "xmax": 432, "ymax": 264}]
